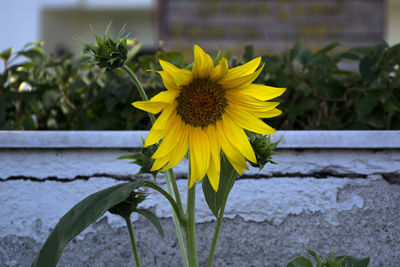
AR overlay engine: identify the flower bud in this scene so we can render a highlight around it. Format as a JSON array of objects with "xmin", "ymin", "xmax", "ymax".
[
  {"xmin": 108, "ymin": 191, "xmax": 148, "ymax": 219},
  {"xmin": 247, "ymin": 132, "xmax": 281, "ymax": 170},
  {"xmin": 83, "ymin": 23, "xmax": 128, "ymax": 71}
]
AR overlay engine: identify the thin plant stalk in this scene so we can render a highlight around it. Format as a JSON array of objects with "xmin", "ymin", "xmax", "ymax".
[
  {"xmin": 121, "ymin": 64, "xmax": 188, "ymax": 267},
  {"xmin": 125, "ymin": 216, "xmax": 141, "ymax": 267},
  {"xmin": 164, "ymin": 171, "xmax": 189, "ymax": 267},
  {"xmin": 184, "ymin": 174, "xmax": 198, "ymax": 267},
  {"xmin": 121, "ymin": 65, "xmax": 155, "ymax": 124},
  {"xmin": 206, "ymin": 195, "xmax": 227, "ymax": 267},
  {"xmin": 207, "ymin": 167, "xmax": 236, "ymax": 267}
]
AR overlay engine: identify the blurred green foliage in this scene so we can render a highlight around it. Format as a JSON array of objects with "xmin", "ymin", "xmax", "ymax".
[
  {"xmin": 1, "ymin": 40, "xmax": 399, "ymax": 130},
  {"xmin": 251, "ymin": 41, "xmax": 400, "ymax": 130}
]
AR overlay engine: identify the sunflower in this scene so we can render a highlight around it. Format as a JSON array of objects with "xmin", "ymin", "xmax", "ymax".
[{"xmin": 132, "ymin": 45, "xmax": 285, "ymax": 191}]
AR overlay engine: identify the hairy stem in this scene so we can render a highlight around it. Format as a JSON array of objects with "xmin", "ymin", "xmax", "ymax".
[
  {"xmin": 125, "ymin": 216, "xmax": 141, "ymax": 267},
  {"xmin": 185, "ymin": 183, "xmax": 198, "ymax": 267}
]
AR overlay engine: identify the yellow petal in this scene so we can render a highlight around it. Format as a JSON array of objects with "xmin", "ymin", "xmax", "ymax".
[
  {"xmin": 150, "ymin": 90, "xmax": 179, "ymax": 103},
  {"xmin": 221, "ymin": 113, "xmax": 257, "ymax": 163},
  {"xmin": 205, "ymin": 125, "xmax": 221, "ymax": 174},
  {"xmin": 225, "ymin": 106, "xmax": 276, "ymax": 135},
  {"xmin": 152, "ymin": 114, "xmax": 182, "ymax": 158},
  {"xmin": 157, "ymin": 71, "xmax": 178, "ymax": 91},
  {"xmin": 251, "ymin": 108, "xmax": 282, "ymax": 118},
  {"xmin": 192, "ymin": 44, "xmax": 214, "ymax": 79},
  {"xmin": 161, "ymin": 125, "xmax": 189, "ymax": 171},
  {"xmin": 151, "ymin": 155, "xmax": 169, "ymax": 171},
  {"xmin": 215, "ymin": 120, "xmax": 247, "ymax": 174},
  {"xmin": 132, "ymin": 101, "xmax": 165, "ymax": 114},
  {"xmin": 227, "ymin": 91, "xmax": 280, "ymax": 110},
  {"xmin": 225, "ymin": 57, "xmax": 261, "ymax": 78},
  {"xmin": 144, "ymin": 103, "xmax": 176, "ymax": 147},
  {"xmin": 206, "ymin": 157, "xmax": 220, "ymax": 191},
  {"xmin": 189, "ymin": 126, "xmax": 210, "ymax": 187},
  {"xmin": 219, "ymin": 63, "xmax": 265, "ymax": 90},
  {"xmin": 145, "ymin": 129, "xmax": 165, "ymax": 147},
  {"xmin": 159, "ymin": 59, "xmax": 193, "ymax": 87},
  {"xmin": 235, "ymin": 84, "xmax": 286, "ymax": 101},
  {"xmin": 151, "ymin": 102, "xmax": 176, "ymax": 131},
  {"xmin": 209, "ymin": 57, "xmax": 228, "ymax": 81}
]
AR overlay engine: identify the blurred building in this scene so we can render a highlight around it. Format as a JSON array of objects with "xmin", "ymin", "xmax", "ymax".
[{"xmin": 0, "ymin": 0, "xmax": 400, "ymax": 58}]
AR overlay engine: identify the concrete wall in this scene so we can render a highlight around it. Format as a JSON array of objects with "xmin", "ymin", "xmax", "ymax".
[{"xmin": 0, "ymin": 131, "xmax": 399, "ymax": 267}]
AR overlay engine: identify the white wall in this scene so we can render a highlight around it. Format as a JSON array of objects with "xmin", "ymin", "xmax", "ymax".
[{"xmin": 0, "ymin": 0, "xmax": 154, "ymax": 52}]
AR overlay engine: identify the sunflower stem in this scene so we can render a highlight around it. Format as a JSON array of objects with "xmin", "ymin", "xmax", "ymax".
[
  {"xmin": 122, "ymin": 64, "xmax": 188, "ymax": 267},
  {"xmin": 121, "ymin": 64, "xmax": 156, "ymax": 124},
  {"xmin": 163, "ymin": 171, "xmax": 189, "ymax": 267},
  {"xmin": 185, "ymin": 183, "xmax": 198, "ymax": 267},
  {"xmin": 125, "ymin": 216, "xmax": 141, "ymax": 267},
  {"xmin": 206, "ymin": 195, "xmax": 227, "ymax": 267},
  {"xmin": 207, "ymin": 167, "xmax": 236, "ymax": 267}
]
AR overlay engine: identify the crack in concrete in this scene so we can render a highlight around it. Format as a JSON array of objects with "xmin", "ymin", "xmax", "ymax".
[
  {"xmin": 239, "ymin": 171, "xmax": 368, "ymax": 179},
  {"xmin": 0, "ymin": 173, "xmax": 139, "ymax": 182},
  {"xmin": 1, "ymin": 171, "xmax": 398, "ymax": 184},
  {"xmin": 381, "ymin": 172, "xmax": 400, "ymax": 185}
]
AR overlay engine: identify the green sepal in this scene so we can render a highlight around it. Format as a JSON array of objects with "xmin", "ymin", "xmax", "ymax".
[{"xmin": 117, "ymin": 139, "xmax": 158, "ymax": 181}]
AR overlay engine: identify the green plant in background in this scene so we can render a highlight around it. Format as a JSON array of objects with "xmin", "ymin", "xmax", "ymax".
[
  {"xmin": 1, "ymin": 39, "xmax": 399, "ymax": 130},
  {"xmin": 249, "ymin": 41, "xmax": 400, "ymax": 130},
  {"xmin": 0, "ymin": 39, "xmax": 170, "ymax": 130},
  {"xmin": 287, "ymin": 248, "xmax": 370, "ymax": 267}
]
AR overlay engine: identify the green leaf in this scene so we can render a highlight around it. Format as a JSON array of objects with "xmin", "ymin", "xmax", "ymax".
[
  {"xmin": 359, "ymin": 42, "xmax": 387, "ymax": 80},
  {"xmin": 308, "ymin": 54, "xmax": 337, "ymax": 70},
  {"xmin": 136, "ymin": 208, "xmax": 164, "ymax": 239},
  {"xmin": 289, "ymin": 41, "xmax": 302, "ymax": 62},
  {"xmin": 287, "ymin": 257, "xmax": 313, "ymax": 267},
  {"xmin": 243, "ymin": 45, "xmax": 254, "ymax": 62},
  {"xmin": 0, "ymin": 47, "xmax": 13, "ymax": 61},
  {"xmin": 355, "ymin": 93, "xmax": 380, "ymax": 117},
  {"xmin": 32, "ymin": 182, "xmax": 143, "ymax": 267},
  {"xmin": 18, "ymin": 47, "xmax": 45, "ymax": 61},
  {"xmin": 306, "ymin": 248, "xmax": 322, "ymax": 266},
  {"xmin": 214, "ymin": 49, "xmax": 223, "ymax": 66},
  {"xmin": 338, "ymin": 256, "xmax": 370, "ymax": 267},
  {"xmin": 127, "ymin": 42, "xmax": 143, "ymax": 62},
  {"xmin": 159, "ymin": 52, "xmax": 184, "ymax": 66},
  {"xmin": 316, "ymin": 42, "xmax": 340, "ymax": 55},
  {"xmin": 202, "ymin": 155, "xmax": 237, "ymax": 218}
]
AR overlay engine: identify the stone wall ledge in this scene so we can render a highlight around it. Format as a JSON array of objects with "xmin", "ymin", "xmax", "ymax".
[{"xmin": 1, "ymin": 130, "xmax": 399, "ymax": 149}]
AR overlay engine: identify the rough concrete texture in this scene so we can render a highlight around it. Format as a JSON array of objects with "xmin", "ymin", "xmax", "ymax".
[
  {"xmin": 0, "ymin": 131, "xmax": 399, "ymax": 266},
  {"xmin": 0, "ymin": 177, "xmax": 398, "ymax": 266},
  {"xmin": 1, "ymin": 149, "xmax": 399, "ymax": 180}
]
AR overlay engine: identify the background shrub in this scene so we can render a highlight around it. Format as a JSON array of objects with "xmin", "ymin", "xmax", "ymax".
[{"xmin": 1, "ymin": 41, "xmax": 399, "ymax": 130}]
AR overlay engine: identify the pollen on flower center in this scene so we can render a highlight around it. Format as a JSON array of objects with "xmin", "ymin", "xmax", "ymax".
[{"xmin": 176, "ymin": 79, "xmax": 227, "ymax": 128}]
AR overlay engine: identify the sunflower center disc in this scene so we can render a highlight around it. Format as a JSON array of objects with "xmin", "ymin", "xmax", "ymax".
[{"xmin": 176, "ymin": 79, "xmax": 227, "ymax": 128}]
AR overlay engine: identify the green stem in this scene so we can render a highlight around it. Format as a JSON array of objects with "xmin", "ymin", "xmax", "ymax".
[
  {"xmin": 185, "ymin": 183, "xmax": 198, "ymax": 267},
  {"xmin": 206, "ymin": 168, "xmax": 236, "ymax": 267},
  {"xmin": 166, "ymin": 169, "xmax": 185, "ymax": 218},
  {"xmin": 206, "ymin": 196, "xmax": 227, "ymax": 267},
  {"xmin": 163, "ymin": 171, "xmax": 189, "ymax": 267},
  {"xmin": 121, "ymin": 64, "xmax": 156, "ymax": 124},
  {"xmin": 121, "ymin": 64, "xmax": 188, "ymax": 266},
  {"xmin": 125, "ymin": 216, "xmax": 141, "ymax": 267}
]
